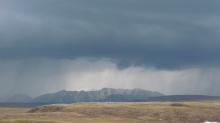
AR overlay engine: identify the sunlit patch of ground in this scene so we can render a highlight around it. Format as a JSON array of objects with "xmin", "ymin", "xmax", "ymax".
[{"xmin": 204, "ymin": 121, "xmax": 219, "ymax": 123}]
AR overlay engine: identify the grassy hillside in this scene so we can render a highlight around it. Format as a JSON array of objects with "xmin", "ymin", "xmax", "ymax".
[{"xmin": 0, "ymin": 101, "xmax": 220, "ymax": 123}]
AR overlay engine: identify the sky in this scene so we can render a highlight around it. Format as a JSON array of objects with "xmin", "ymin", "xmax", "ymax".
[{"xmin": 0, "ymin": 0, "xmax": 220, "ymax": 99}]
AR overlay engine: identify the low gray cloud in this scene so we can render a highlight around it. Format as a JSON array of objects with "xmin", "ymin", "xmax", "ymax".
[
  {"xmin": 0, "ymin": 0, "xmax": 220, "ymax": 68},
  {"xmin": 0, "ymin": 58, "xmax": 220, "ymax": 99}
]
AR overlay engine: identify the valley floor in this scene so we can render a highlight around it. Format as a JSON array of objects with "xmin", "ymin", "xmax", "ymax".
[{"xmin": 0, "ymin": 101, "xmax": 220, "ymax": 123}]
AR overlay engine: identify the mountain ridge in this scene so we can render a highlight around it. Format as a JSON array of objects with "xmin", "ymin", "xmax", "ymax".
[
  {"xmin": 4, "ymin": 88, "xmax": 220, "ymax": 104},
  {"xmin": 31, "ymin": 88, "xmax": 163, "ymax": 104}
]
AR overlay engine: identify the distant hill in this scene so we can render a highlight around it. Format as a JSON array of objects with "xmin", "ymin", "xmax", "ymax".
[
  {"xmin": 31, "ymin": 88, "xmax": 163, "ymax": 104},
  {"xmin": 6, "ymin": 94, "xmax": 33, "ymax": 103},
  {"xmin": 146, "ymin": 95, "xmax": 220, "ymax": 101},
  {"xmin": 100, "ymin": 94, "xmax": 220, "ymax": 102}
]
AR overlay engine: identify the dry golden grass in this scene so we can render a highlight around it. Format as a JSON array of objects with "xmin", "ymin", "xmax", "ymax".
[{"xmin": 0, "ymin": 101, "xmax": 220, "ymax": 123}]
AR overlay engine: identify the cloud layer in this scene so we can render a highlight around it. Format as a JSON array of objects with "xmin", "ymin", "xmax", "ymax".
[
  {"xmin": 0, "ymin": 0, "xmax": 220, "ymax": 98},
  {"xmin": 0, "ymin": 0, "xmax": 220, "ymax": 68}
]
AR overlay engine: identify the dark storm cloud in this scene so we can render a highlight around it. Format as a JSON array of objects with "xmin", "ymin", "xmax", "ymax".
[
  {"xmin": 1, "ymin": 0, "xmax": 220, "ymax": 68},
  {"xmin": 1, "ymin": 0, "xmax": 220, "ymax": 98}
]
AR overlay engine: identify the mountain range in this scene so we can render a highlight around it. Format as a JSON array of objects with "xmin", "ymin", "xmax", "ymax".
[
  {"xmin": 3, "ymin": 88, "xmax": 220, "ymax": 104},
  {"xmin": 31, "ymin": 88, "xmax": 163, "ymax": 103}
]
